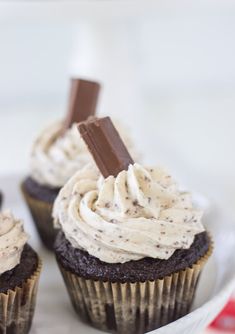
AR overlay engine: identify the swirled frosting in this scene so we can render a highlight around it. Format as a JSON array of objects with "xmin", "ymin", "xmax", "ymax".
[
  {"xmin": 0, "ymin": 211, "xmax": 28, "ymax": 274},
  {"xmin": 53, "ymin": 163, "xmax": 205, "ymax": 264},
  {"xmin": 30, "ymin": 121, "xmax": 93, "ymax": 188},
  {"xmin": 30, "ymin": 120, "xmax": 137, "ymax": 188}
]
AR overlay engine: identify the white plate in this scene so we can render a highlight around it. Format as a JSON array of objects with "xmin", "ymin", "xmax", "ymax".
[{"xmin": 1, "ymin": 174, "xmax": 235, "ymax": 334}]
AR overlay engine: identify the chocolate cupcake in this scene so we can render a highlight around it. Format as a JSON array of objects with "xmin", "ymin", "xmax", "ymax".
[
  {"xmin": 21, "ymin": 121, "xmax": 96, "ymax": 250},
  {"xmin": 0, "ymin": 211, "xmax": 41, "ymax": 334},
  {"xmin": 21, "ymin": 79, "xmax": 101, "ymax": 250},
  {"xmin": 21, "ymin": 79, "xmax": 137, "ymax": 251},
  {"xmin": 53, "ymin": 117, "xmax": 212, "ymax": 334}
]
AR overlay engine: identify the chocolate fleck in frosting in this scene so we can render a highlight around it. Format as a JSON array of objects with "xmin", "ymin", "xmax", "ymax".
[
  {"xmin": 53, "ymin": 163, "xmax": 205, "ymax": 264},
  {"xmin": 0, "ymin": 244, "xmax": 38, "ymax": 293},
  {"xmin": 55, "ymin": 231, "xmax": 210, "ymax": 282}
]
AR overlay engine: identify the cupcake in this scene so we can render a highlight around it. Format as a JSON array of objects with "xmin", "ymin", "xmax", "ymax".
[
  {"xmin": 21, "ymin": 78, "xmax": 101, "ymax": 250},
  {"xmin": 53, "ymin": 117, "xmax": 212, "ymax": 334},
  {"xmin": 21, "ymin": 121, "xmax": 95, "ymax": 250},
  {"xmin": 0, "ymin": 210, "xmax": 41, "ymax": 334},
  {"xmin": 21, "ymin": 79, "xmax": 137, "ymax": 251}
]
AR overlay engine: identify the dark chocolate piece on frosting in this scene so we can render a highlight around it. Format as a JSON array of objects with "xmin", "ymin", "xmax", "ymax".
[
  {"xmin": 78, "ymin": 117, "xmax": 134, "ymax": 178},
  {"xmin": 63, "ymin": 78, "xmax": 100, "ymax": 132}
]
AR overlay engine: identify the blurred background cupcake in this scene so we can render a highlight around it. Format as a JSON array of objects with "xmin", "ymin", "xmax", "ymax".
[
  {"xmin": 21, "ymin": 78, "xmax": 138, "ymax": 250},
  {"xmin": 21, "ymin": 78, "xmax": 100, "ymax": 250}
]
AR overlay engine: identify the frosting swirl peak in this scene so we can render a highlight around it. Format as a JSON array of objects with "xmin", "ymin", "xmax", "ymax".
[{"xmin": 53, "ymin": 163, "xmax": 205, "ymax": 263}]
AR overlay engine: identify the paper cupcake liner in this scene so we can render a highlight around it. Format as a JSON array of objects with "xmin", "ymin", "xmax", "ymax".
[
  {"xmin": 57, "ymin": 244, "xmax": 212, "ymax": 334},
  {"xmin": 0, "ymin": 259, "xmax": 42, "ymax": 334},
  {"xmin": 21, "ymin": 184, "xmax": 56, "ymax": 251}
]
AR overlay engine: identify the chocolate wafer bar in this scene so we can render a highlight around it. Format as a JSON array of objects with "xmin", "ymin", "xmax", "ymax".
[
  {"xmin": 78, "ymin": 117, "xmax": 134, "ymax": 178},
  {"xmin": 63, "ymin": 79, "xmax": 100, "ymax": 132}
]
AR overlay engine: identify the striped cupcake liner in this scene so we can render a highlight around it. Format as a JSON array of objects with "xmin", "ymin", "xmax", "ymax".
[
  {"xmin": 0, "ymin": 259, "xmax": 42, "ymax": 334},
  {"xmin": 57, "ymin": 243, "xmax": 213, "ymax": 334}
]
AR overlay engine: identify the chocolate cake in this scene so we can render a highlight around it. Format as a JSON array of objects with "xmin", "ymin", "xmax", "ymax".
[
  {"xmin": 0, "ymin": 244, "xmax": 38, "ymax": 294},
  {"xmin": 22, "ymin": 177, "xmax": 60, "ymax": 203},
  {"xmin": 55, "ymin": 231, "xmax": 210, "ymax": 283}
]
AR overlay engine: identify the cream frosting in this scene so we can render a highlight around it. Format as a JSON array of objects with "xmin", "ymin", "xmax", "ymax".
[
  {"xmin": 30, "ymin": 121, "xmax": 93, "ymax": 188},
  {"xmin": 30, "ymin": 120, "xmax": 137, "ymax": 188},
  {"xmin": 0, "ymin": 211, "xmax": 28, "ymax": 275},
  {"xmin": 53, "ymin": 163, "xmax": 205, "ymax": 264}
]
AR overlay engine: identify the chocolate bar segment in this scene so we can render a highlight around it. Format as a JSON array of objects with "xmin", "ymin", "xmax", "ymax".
[
  {"xmin": 63, "ymin": 79, "xmax": 100, "ymax": 132},
  {"xmin": 78, "ymin": 117, "xmax": 134, "ymax": 178}
]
